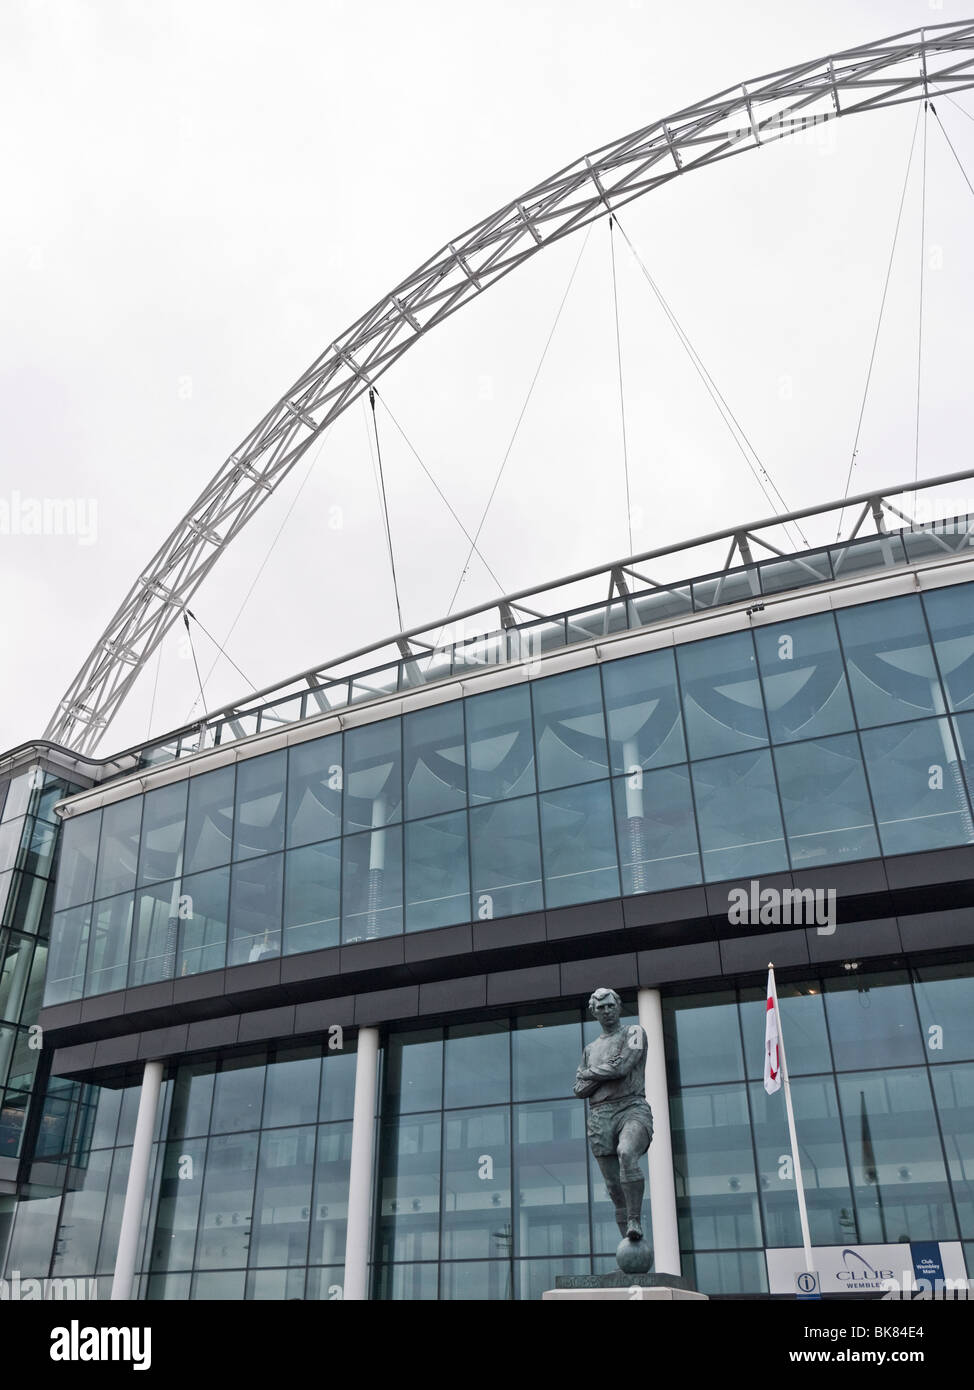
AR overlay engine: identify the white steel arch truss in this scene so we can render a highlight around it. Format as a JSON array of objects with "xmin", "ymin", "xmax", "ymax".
[{"xmin": 47, "ymin": 19, "xmax": 974, "ymax": 753}]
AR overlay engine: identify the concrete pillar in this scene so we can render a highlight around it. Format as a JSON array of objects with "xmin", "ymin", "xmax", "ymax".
[
  {"xmin": 637, "ymin": 988, "xmax": 681, "ymax": 1277},
  {"xmin": 110, "ymin": 1059, "xmax": 164, "ymax": 1300},
  {"xmin": 343, "ymin": 1027, "xmax": 380, "ymax": 1299}
]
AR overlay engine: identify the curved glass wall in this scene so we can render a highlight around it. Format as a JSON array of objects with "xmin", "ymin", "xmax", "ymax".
[{"xmin": 46, "ymin": 583, "xmax": 974, "ymax": 1005}]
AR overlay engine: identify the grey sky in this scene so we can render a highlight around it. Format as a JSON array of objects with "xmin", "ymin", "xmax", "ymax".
[{"xmin": 2, "ymin": 0, "xmax": 973, "ymax": 756}]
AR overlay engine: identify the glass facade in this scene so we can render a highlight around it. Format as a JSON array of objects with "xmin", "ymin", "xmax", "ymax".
[{"xmin": 46, "ymin": 582, "xmax": 974, "ymax": 1004}]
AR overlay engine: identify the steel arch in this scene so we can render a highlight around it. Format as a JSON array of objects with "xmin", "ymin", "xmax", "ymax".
[{"xmin": 47, "ymin": 19, "xmax": 974, "ymax": 753}]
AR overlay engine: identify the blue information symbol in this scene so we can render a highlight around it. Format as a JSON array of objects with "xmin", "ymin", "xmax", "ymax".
[{"xmin": 796, "ymin": 1271, "xmax": 821, "ymax": 1299}]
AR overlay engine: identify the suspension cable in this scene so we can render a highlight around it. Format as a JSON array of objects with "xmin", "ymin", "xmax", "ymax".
[
  {"xmin": 837, "ymin": 106, "xmax": 922, "ymax": 537},
  {"xmin": 184, "ymin": 608, "xmax": 259, "ymax": 694},
  {"xmin": 373, "ymin": 391, "xmax": 507, "ymax": 594},
  {"xmin": 441, "ymin": 225, "xmax": 594, "ymax": 620},
  {"xmin": 609, "ymin": 216, "xmax": 634, "ymax": 554},
  {"xmin": 369, "ymin": 386, "xmax": 404, "ymax": 633},
  {"xmin": 613, "ymin": 215, "xmax": 808, "ymax": 548},
  {"xmin": 933, "ymin": 102, "xmax": 974, "ymax": 201},
  {"xmin": 182, "ymin": 613, "xmax": 208, "ymax": 723}
]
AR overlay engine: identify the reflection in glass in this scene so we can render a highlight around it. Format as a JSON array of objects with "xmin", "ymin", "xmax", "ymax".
[
  {"xmin": 94, "ymin": 797, "xmax": 142, "ymax": 901},
  {"xmin": 210, "ymin": 1055, "xmax": 266, "ymax": 1135},
  {"xmin": 404, "ymin": 701, "xmax": 466, "ymax": 819},
  {"xmin": 824, "ymin": 971, "xmax": 923, "ymax": 1070},
  {"xmin": 150, "ymin": 1140, "xmax": 206, "ymax": 1272},
  {"xmin": 442, "ymin": 1107, "xmax": 511, "ymax": 1260},
  {"xmin": 671, "ymin": 1083, "xmax": 761, "ymax": 1249},
  {"xmin": 309, "ymin": 1121, "xmax": 353, "ymax": 1264},
  {"xmin": 131, "ymin": 881, "xmax": 179, "ymax": 987},
  {"xmin": 611, "ymin": 767, "xmax": 701, "ymax": 894},
  {"xmin": 913, "ymin": 963, "xmax": 974, "ymax": 1063},
  {"xmin": 445, "ymin": 1022, "xmax": 510, "ymax": 1109},
  {"xmin": 138, "ymin": 782, "xmax": 188, "ymax": 885},
  {"xmin": 532, "ymin": 668, "xmax": 609, "ymax": 791},
  {"xmin": 195, "ymin": 1132, "xmax": 259, "ymax": 1269},
  {"xmin": 233, "ymin": 753, "xmax": 286, "ymax": 862},
  {"xmin": 376, "ymin": 1114, "xmax": 441, "ymax": 1263},
  {"xmin": 54, "ymin": 811, "xmax": 101, "ymax": 911},
  {"xmin": 343, "ymin": 720, "xmax": 402, "ymax": 833},
  {"xmin": 341, "ymin": 826, "xmax": 402, "ymax": 942},
  {"xmin": 860, "ymin": 719, "xmax": 974, "ymax": 855},
  {"xmin": 691, "ymin": 750, "xmax": 788, "ymax": 880},
  {"xmin": 929, "ymin": 1064, "xmax": 974, "ymax": 1237},
  {"xmin": 283, "ymin": 840, "xmax": 340, "ymax": 954},
  {"xmin": 923, "ymin": 583, "xmax": 974, "ymax": 712},
  {"xmin": 228, "ymin": 854, "xmax": 283, "ymax": 967},
  {"xmin": 44, "ymin": 905, "xmax": 91, "ymax": 1006},
  {"xmin": 287, "ymin": 734, "xmax": 342, "ymax": 847},
  {"xmin": 177, "ymin": 867, "xmax": 229, "ymax": 977},
  {"xmin": 184, "ymin": 767, "xmax": 235, "ymax": 875},
  {"xmin": 249, "ymin": 1126, "xmax": 315, "ymax": 1267},
  {"xmin": 513, "ymin": 1012, "xmax": 582, "ymax": 1103},
  {"xmin": 385, "ymin": 1030, "xmax": 443, "ymax": 1114},
  {"xmin": 405, "ymin": 811, "xmax": 469, "ymax": 932},
  {"xmin": 539, "ymin": 781, "xmax": 620, "ymax": 907},
  {"xmin": 677, "ymin": 631, "xmax": 768, "ymax": 759},
  {"xmin": 664, "ymin": 993, "xmax": 744, "ymax": 1089},
  {"xmin": 465, "ymin": 685, "xmax": 536, "ymax": 804},
  {"xmin": 469, "ymin": 796, "xmax": 543, "ymax": 919},
  {"xmin": 602, "ymin": 649, "xmax": 686, "ymax": 772},
  {"xmin": 773, "ymin": 734, "xmax": 879, "ymax": 866},
  {"xmin": 86, "ymin": 893, "xmax": 134, "ymax": 995},
  {"xmin": 515, "ymin": 1100, "xmax": 590, "ymax": 1257},
  {"xmin": 739, "ymin": 982, "xmax": 831, "ymax": 1079},
  {"xmin": 837, "ymin": 595, "xmax": 940, "ymax": 728},
  {"xmin": 754, "ymin": 612, "xmax": 855, "ymax": 744}
]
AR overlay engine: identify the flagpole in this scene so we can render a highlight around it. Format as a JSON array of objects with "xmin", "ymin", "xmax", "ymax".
[{"xmin": 768, "ymin": 963, "xmax": 814, "ymax": 1276}]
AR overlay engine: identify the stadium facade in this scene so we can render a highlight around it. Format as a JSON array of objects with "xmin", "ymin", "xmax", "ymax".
[{"xmin": 2, "ymin": 489, "xmax": 974, "ymax": 1300}]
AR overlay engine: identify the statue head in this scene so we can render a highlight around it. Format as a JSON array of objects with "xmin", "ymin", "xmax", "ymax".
[{"xmin": 588, "ymin": 987, "xmax": 622, "ymax": 1027}]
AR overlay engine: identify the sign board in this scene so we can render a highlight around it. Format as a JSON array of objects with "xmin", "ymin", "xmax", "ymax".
[{"xmin": 766, "ymin": 1242, "xmax": 968, "ymax": 1296}]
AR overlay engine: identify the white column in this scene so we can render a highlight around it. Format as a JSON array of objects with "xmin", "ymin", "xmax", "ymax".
[
  {"xmin": 638, "ymin": 987, "xmax": 681, "ymax": 1277},
  {"xmin": 110, "ymin": 1059, "xmax": 164, "ymax": 1300},
  {"xmin": 343, "ymin": 1026, "xmax": 380, "ymax": 1300}
]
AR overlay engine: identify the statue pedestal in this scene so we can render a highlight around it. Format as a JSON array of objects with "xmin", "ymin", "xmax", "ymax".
[{"xmin": 543, "ymin": 1273, "xmax": 708, "ymax": 1301}]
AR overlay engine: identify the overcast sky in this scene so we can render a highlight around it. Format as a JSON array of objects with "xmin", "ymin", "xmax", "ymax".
[{"xmin": 3, "ymin": 0, "xmax": 973, "ymax": 758}]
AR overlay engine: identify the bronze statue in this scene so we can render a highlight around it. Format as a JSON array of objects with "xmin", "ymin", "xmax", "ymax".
[{"xmin": 574, "ymin": 988, "xmax": 654, "ymax": 1266}]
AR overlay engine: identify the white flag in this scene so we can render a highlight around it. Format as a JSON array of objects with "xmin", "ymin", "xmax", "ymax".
[{"xmin": 764, "ymin": 972, "xmax": 782, "ymax": 1095}]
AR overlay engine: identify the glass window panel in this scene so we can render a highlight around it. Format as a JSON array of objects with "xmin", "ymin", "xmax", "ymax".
[
  {"xmin": 286, "ymin": 734, "xmax": 342, "ymax": 847},
  {"xmin": 758, "ymin": 549, "xmax": 832, "ymax": 595},
  {"xmin": 442, "ymin": 1106, "xmax": 511, "ymax": 1260},
  {"xmin": 22, "ymin": 817, "xmax": 57, "ymax": 879},
  {"xmin": 404, "ymin": 701, "xmax": 466, "ymax": 820},
  {"xmin": 283, "ymin": 839, "xmax": 340, "ymax": 955},
  {"xmin": 131, "ymin": 881, "xmax": 179, "ymax": 987},
  {"xmin": 2, "ymin": 1192, "xmax": 62, "ymax": 1273},
  {"xmin": 372, "ymin": 1262, "xmax": 438, "ymax": 1301},
  {"xmin": 824, "ymin": 970, "xmax": 923, "ymax": 1070},
  {"xmin": 830, "ymin": 532, "xmax": 906, "ymax": 579},
  {"xmin": 44, "ymin": 905, "xmax": 91, "ymax": 1006},
  {"xmin": 513, "ymin": 1012, "xmax": 582, "ymax": 1103},
  {"xmin": 913, "ymin": 963, "xmax": 974, "ymax": 1063},
  {"xmin": 9, "ymin": 871, "xmax": 52, "ymax": 938},
  {"xmin": 94, "ymin": 796, "xmax": 142, "ymax": 900},
  {"xmin": 228, "ymin": 854, "xmax": 283, "ymax": 966},
  {"xmin": 516, "ymin": 1257, "xmax": 591, "ymax": 1301},
  {"xmin": 405, "ymin": 811, "xmax": 470, "ymax": 932},
  {"xmin": 248, "ymin": 1125, "xmax": 315, "ymax": 1267},
  {"xmin": 0, "ymin": 1090, "xmax": 30, "ymax": 1160},
  {"xmin": 319, "ymin": 1046, "xmax": 357, "ymax": 1124},
  {"xmin": 514, "ymin": 1099, "xmax": 590, "ymax": 1257},
  {"xmin": 168, "ymin": 1062, "xmax": 215, "ymax": 1139},
  {"xmin": 439, "ymin": 1260, "xmax": 513, "ymax": 1300},
  {"xmin": 691, "ymin": 749, "xmax": 788, "ymax": 881},
  {"xmin": 342, "ymin": 719, "xmax": 402, "ymax": 834},
  {"xmin": 754, "ymin": 611, "xmax": 855, "ymax": 743},
  {"xmin": 837, "ymin": 1069, "xmax": 956, "ymax": 1243},
  {"xmin": 184, "ymin": 767, "xmax": 235, "ymax": 875},
  {"xmin": 750, "ymin": 1075, "xmax": 857, "ymax": 1247},
  {"xmin": 692, "ymin": 568, "xmax": 759, "ymax": 611},
  {"xmin": 86, "ymin": 892, "xmax": 134, "ymax": 996},
  {"xmin": 923, "ymin": 583, "xmax": 974, "ymax": 712},
  {"xmin": 137, "ymin": 781, "xmax": 187, "ymax": 885},
  {"xmin": 929, "ymin": 1063, "xmax": 974, "ymax": 1238},
  {"xmin": 22, "ymin": 938, "xmax": 47, "ymax": 1022},
  {"xmin": 676, "ymin": 631, "xmax": 768, "ymax": 759},
  {"xmin": 309, "ymin": 1120, "xmax": 353, "ymax": 1265},
  {"xmin": 539, "ymin": 780, "xmax": 620, "ymax": 908},
  {"xmin": 837, "ymin": 595, "xmax": 941, "ymax": 728},
  {"xmin": 566, "ymin": 599, "xmax": 629, "ymax": 642},
  {"xmin": 532, "ymin": 668, "xmax": 609, "ymax": 791},
  {"xmin": 861, "ymin": 718, "xmax": 974, "ymax": 855},
  {"xmin": 773, "ymin": 733, "xmax": 880, "ymax": 868},
  {"xmin": 149, "ymin": 1139, "xmax": 206, "ymax": 1273},
  {"xmin": 233, "ymin": 752, "xmax": 286, "ymax": 861},
  {"xmin": 87, "ymin": 1087, "xmax": 122, "ymax": 1150},
  {"xmin": 671, "ymin": 1083, "xmax": 761, "ymax": 1249},
  {"xmin": 376, "ymin": 1114, "xmax": 441, "ymax": 1263},
  {"xmin": 263, "ymin": 1046, "xmax": 321, "ymax": 1129},
  {"xmin": 740, "ymin": 981, "xmax": 831, "ymax": 1079},
  {"xmin": 210, "ymin": 1054, "xmax": 266, "ymax": 1135},
  {"xmin": 53, "ymin": 811, "xmax": 101, "ymax": 911},
  {"xmin": 192, "ymin": 1270, "xmax": 247, "ymax": 1299},
  {"xmin": 629, "ymin": 586, "xmax": 693, "ymax": 626},
  {"xmin": 194, "ymin": 1131, "xmax": 259, "ymax": 1270},
  {"xmin": 612, "ymin": 767, "xmax": 701, "ymax": 895},
  {"xmin": 951, "ymin": 711, "xmax": 974, "ymax": 816},
  {"xmin": 0, "ymin": 930, "xmax": 35, "ymax": 1023},
  {"xmin": 469, "ymin": 795, "xmax": 542, "ymax": 920},
  {"xmin": 245, "ymin": 1267, "xmax": 307, "ymax": 1299},
  {"xmin": 664, "ymin": 993, "xmax": 744, "ymax": 1088},
  {"xmin": 682, "ymin": 1249, "xmax": 768, "ymax": 1296},
  {"xmin": 603, "ymin": 648, "xmax": 686, "ymax": 773},
  {"xmin": 5, "ymin": 1026, "xmax": 39, "ymax": 1091},
  {"xmin": 465, "ymin": 684, "xmax": 536, "ymax": 805},
  {"xmin": 93, "ymin": 1145, "xmax": 132, "ymax": 1276},
  {"xmin": 384, "ymin": 1030, "xmax": 443, "ymax": 1115},
  {"xmin": 341, "ymin": 826, "xmax": 402, "ymax": 943},
  {"xmin": 177, "ymin": 867, "xmax": 229, "ymax": 978},
  {"xmin": 445, "ymin": 1021, "xmax": 510, "ymax": 1110}
]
